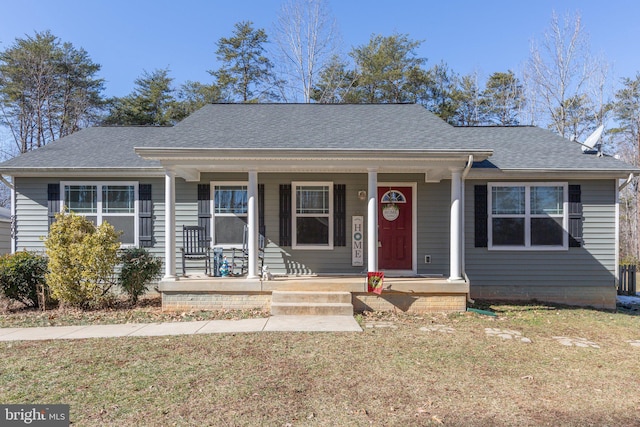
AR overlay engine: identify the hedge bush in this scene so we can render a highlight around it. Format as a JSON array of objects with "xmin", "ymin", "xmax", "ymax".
[
  {"xmin": 118, "ymin": 248, "xmax": 163, "ymax": 304},
  {"xmin": 0, "ymin": 251, "xmax": 48, "ymax": 308},
  {"xmin": 44, "ymin": 212, "xmax": 120, "ymax": 308}
]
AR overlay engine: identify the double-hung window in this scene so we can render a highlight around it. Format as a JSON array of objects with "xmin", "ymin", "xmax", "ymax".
[
  {"xmin": 488, "ymin": 182, "xmax": 567, "ymax": 250},
  {"xmin": 212, "ymin": 182, "xmax": 248, "ymax": 246},
  {"xmin": 62, "ymin": 182, "xmax": 138, "ymax": 246},
  {"xmin": 292, "ymin": 182, "xmax": 333, "ymax": 249}
]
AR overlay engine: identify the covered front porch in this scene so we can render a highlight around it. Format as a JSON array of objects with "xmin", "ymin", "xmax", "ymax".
[
  {"xmin": 140, "ymin": 151, "xmax": 491, "ymax": 280},
  {"xmin": 137, "ymin": 140, "xmax": 492, "ymax": 314}
]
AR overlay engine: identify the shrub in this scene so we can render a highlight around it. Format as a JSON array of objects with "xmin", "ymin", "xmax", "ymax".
[
  {"xmin": 0, "ymin": 251, "xmax": 48, "ymax": 308},
  {"xmin": 118, "ymin": 248, "xmax": 163, "ymax": 304},
  {"xmin": 44, "ymin": 212, "xmax": 121, "ymax": 308}
]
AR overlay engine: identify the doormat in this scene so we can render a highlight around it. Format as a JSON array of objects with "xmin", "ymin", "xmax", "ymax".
[{"xmin": 367, "ymin": 272, "xmax": 384, "ymax": 294}]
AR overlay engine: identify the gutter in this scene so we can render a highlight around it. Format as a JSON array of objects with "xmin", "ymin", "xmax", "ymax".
[
  {"xmin": 0, "ymin": 168, "xmax": 165, "ymax": 178},
  {"xmin": 135, "ymin": 146, "xmax": 494, "ymax": 162}
]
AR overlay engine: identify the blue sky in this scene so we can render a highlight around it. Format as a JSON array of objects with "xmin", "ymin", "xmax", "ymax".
[{"xmin": 0, "ymin": 0, "xmax": 638, "ymax": 98}]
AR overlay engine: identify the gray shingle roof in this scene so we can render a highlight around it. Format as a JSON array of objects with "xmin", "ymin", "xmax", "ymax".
[
  {"xmin": 162, "ymin": 103, "xmax": 460, "ymax": 150},
  {"xmin": 456, "ymin": 126, "xmax": 637, "ymax": 172},
  {"xmin": 0, "ymin": 103, "xmax": 636, "ymax": 175},
  {"xmin": 0, "ymin": 127, "xmax": 164, "ymax": 170}
]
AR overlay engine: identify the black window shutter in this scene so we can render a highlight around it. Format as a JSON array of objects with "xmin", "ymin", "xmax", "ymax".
[
  {"xmin": 198, "ymin": 184, "xmax": 211, "ymax": 240},
  {"xmin": 139, "ymin": 184, "xmax": 153, "ymax": 247},
  {"xmin": 568, "ymin": 184, "xmax": 583, "ymax": 247},
  {"xmin": 47, "ymin": 183, "xmax": 60, "ymax": 230},
  {"xmin": 474, "ymin": 185, "xmax": 488, "ymax": 248},
  {"xmin": 258, "ymin": 184, "xmax": 265, "ymax": 237},
  {"xmin": 334, "ymin": 184, "xmax": 346, "ymax": 246},
  {"xmin": 279, "ymin": 184, "xmax": 291, "ymax": 246}
]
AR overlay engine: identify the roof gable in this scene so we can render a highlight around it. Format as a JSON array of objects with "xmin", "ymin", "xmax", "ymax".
[{"xmin": 163, "ymin": 103, "xmax": 460, "ymax": 150}]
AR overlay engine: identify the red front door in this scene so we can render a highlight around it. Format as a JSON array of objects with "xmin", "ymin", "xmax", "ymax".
[{"xmin": 378, "ymin": 187, "xmax": 412, "ymax": 270}]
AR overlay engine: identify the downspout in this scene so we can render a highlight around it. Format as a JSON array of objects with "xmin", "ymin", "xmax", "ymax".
[
  {"xmin": 461, "ymin": 155, "xmax": 474, "ymax": 303},
  {"xmin": 462, "ymin": 155, "xmax": 473, "ymax": 180},
  {"xmin": 0, "ymin": 175, "xmax": 14, "ymax": 190},
  {"xmin": 618, "ymin": 173, "xmax": 634, "ymax": 192}
]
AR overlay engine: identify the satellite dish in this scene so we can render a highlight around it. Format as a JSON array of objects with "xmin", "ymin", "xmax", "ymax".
[{"xmin": 576, "ymin": 125, "xmax": 604, "ymax": 155}]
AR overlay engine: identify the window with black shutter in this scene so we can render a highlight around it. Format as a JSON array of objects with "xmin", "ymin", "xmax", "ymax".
[
  {"xmin": 568, "ymin": 185, "xmax": 583, "ymax": 247},
  {"xmin": 197, "ymin": 184, "xmax": 211, "ymax": 239},
  {"xmin": 139, "ymin": 184, "xmax": 153, "ymax": 247},
  {"xmin": 474, "ymin": 185, "xmax": 488, "ymax": 248},
  {"xmin": 47, "ymin": 183, "xmax": 60, "ymax": 230},
  {"xmin": 482, "ymin": 182, "xmax": 571, "ymax": 250},
  {"xmin": 279, "ymin": 184, "xmax": 291, "ymax": 246},
  {"xmin": 333, "ymin": 184, "xmax": 346, "ymax": 246}
]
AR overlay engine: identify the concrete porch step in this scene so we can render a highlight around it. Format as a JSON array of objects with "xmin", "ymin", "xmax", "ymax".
[
  {"xmin": 270, "ymin": 302, "xmax": 354, "ymax": 316},
  {"xmin": 271, "ymin": 290, "xmax": 352, "ymax": 304},
  {"xmin": 271, "ymin": 291, "xmax": 354, "ymax": 316}
]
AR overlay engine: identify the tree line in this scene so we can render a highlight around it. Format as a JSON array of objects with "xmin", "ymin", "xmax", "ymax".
[
  {"xmin": 0, "ymin": 1, "xmax": 639, "ymax": 261},
  {"xmin": 1, "ymin": 25, "xmax": 525, "ymax": 132},
  {"xmin": 1, "ymin": 8, "xmax": 631, "ymax": 142}
]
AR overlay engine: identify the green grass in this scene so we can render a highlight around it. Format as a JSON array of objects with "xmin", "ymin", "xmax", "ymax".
[{"xmin": 2, "ymin": 301, "xmax": 640, "ymax": 425}]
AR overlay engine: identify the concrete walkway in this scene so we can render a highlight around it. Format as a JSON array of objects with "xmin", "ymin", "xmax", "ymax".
[{"xmin": 0, "ymin": 316, "xmax": 362, "ymax": 342}]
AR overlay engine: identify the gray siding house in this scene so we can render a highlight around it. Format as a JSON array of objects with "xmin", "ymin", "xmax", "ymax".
[{"xmin": 0, "ymin": 104, "xmax": 636, "ymax": 312}]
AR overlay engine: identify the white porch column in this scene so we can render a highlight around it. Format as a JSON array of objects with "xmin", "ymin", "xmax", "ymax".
[
  {"xmin": 247, "ymin": 170, "xmax": 259, "ymax": 279},
  {"xmin": 449, "ymin": 168, "xmax": 463, "ymax": 281},
  {"xmin": 367, "ymin": 168, "xmax": 378, "ymax": 272},
  {"xmin": 164, "ymin": 167, "xmax": 177, "ymax": 280}
]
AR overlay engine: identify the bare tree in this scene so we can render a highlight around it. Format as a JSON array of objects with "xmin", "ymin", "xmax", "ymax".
[
  {"xmin": 0, "ymin": 31, "xmax": 103, "ymax": 153},
  {"xmin": 525, "ymin": 11, "xmax": 599, "ymax": 138},
  {"xmin": 274, "ymin": 0, "xmax": 340, "ymax": 102},
  {"xmin": 613, "ymin": 74, "xmax": 640, "ymax": 262}
]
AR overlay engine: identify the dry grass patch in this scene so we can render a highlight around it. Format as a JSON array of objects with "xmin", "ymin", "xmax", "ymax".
[
  {"xmin": 0, "ymin": 295, "xmax": 268, "ymax": 328},
  {"xmin": 2, "ymin": 301, "xmax": 640, "ymax": 425}
]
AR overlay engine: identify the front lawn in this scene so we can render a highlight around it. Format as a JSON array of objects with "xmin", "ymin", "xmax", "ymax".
[{"xmin": 2, "ymin": 302, "xmax": 640, "ymax": 425}]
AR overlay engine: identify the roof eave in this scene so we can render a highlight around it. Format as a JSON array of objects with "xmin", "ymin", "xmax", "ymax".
[
  {"xmin": 134, "ymin": 147, "xmax": 495, "ymax": 162},
  {"xmin": 469, "ymin": 167, "xmax": 639, "ymax": 180},
  {"xmin": 0, "ymin": 167, "xmax": 165, "ymax": 178}
]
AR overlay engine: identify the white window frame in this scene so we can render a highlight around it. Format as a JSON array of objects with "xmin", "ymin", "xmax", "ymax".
[
  {"xmin": 60, "ymin": 181, "xmax": 139, "ymax": 248},
  {"xmin": 488, "ymin": 182, "xmax": 568, "ymax": 251},
  {"xmin": 292, "ymin": 181, "xmax": 333, "ymax": 250},
  {"xmin": 211, "ymin": 181, "xmax": 248, "ymax": 249}
]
